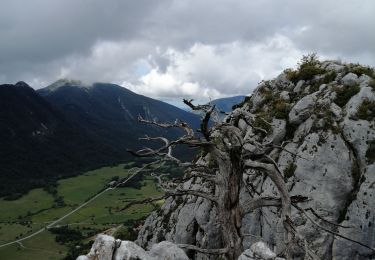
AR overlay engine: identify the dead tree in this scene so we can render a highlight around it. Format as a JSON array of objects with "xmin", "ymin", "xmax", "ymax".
[{"xmin": 125, "ymin": 99, "xmax": 375, "ymax": 260}]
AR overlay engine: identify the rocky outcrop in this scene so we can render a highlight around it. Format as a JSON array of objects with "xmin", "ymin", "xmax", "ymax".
[
  {"xmin": 77, "ymin": 234, "xmax": 189, "ymax": 260},
  {"xmin": 136, "ymin": 60, "xmax": 375, "ymax": 259},
  {"xmin": 238, "ymin": 242, "xmax": 284, "ymax": 260}
]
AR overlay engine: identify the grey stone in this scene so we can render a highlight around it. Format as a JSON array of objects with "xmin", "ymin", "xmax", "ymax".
[
  {"xmin": 77, "ymin": 235, "xmax": 189, "ymax": 260},
  {"xmin": 136, "ymin": 61, "xmax": 375, "ymax": 260},
  {"xmin": 293, "ymin": 80, "xmax": 305, "ymax": 93},
  {"xmin": 325, "ymin": 62, "xmax": 345, "ymax": 73},
  {"xmin": 149, "ymin": 241, "xmax": 189, "ymax": 260},
  {"xmin": 341, "ymin": 72, "xmax": 359, "ymax": 86},
  {"xmin": 289, "ymin": 93, "xmax": 317, "ymax": 124},
  {"xmin": 280, "ymin": 91, "xmax": 290, "ymax": 101}
]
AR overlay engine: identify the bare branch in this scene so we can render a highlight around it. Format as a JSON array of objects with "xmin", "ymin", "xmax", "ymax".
[
  {"xmin": 183, "ymin": 99, "xmax": 211, "ymax": 111},
  {"xmin": 119, "ymin": 189, "xmax": 217, "ymax": 212},
  {"xmin": 138, "ymin": 115, "xmax": 194, "ymax": 137},
  {"xmin": 241, "ymin": 196, "xmax": 309, "ymax": 215},
  {"xmin": 244, "ymin": 159, "xmax": 291, "ymax": 221},
  {"xmin": 304, "ymin": 207, "xmax": 352, "ymax": 229},
  {"xmin": 241, "ymin": 196, "xmax": 282, "ymax": 215},
  {"xmin": 175, "ymin": 189, "xmax": 218, "ymax": 203},
  {"xmin": 178, "ymin": 244, "xmax": 228, "ymax": 255},
  {"xmin": 172, "ymin": 172, "xmax": 218, "ymax": 184},
  {"xmin": 293, "ymin": 204, "xmax": 375, "ymax": 254},
  {"xmin": 183, "ymin": 99, "xmax": 215, "ymax": 140}
]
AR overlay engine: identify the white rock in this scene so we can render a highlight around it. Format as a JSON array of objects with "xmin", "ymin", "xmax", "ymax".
[
  {"xmin": 359, "ymin": 74, "xmax": 372, "ymax": 85},
  {"xmin": 85, "ymin": 234, "xmax": 116, "ymax": 260},
  {"xmin": 332, "ymin": 164, "xmax": 375, "ymax": 260},
  {"xmin": 250, "ymin": 241, "xmax": 277, "ymax": 259},
  {"xmin": 149, "ymin": 241, "xmax": 189, "ymax": 260},
  {"xmin": 238, "ymin": 118, "xmax": 249, "ymax": 132},
  {"xmin": 77, "ymin": 236, "xmax": 189, "ymax": 260},
  {"xmin": 325, "ymin": 63, "xmax": 345, "ymax": 73},
  {"xmin": 341, "ymin": 72, "xmax": 359, "ymax": 87},
  {"xmin": 289, "ymin": 93, "xmax": 317, "ymax": 124},
  {"xmin": 114, "ymin": 240, "xmax": 150, "ymax": 260},
  {"xmin": 293, "ymin": 80, "xmax": 305, "ymax": 93},
  {"xmin": 345, "ymin": 86, "xmax": 375, "ymax": 119},
  {"xmin": 264, "ymin": 119, "xmax": 286, "ymax": 145},
  {"xmin": 330, "ymin": 103, "xmax": 342, "ymax": 120},
  {"xmin": 76, "ymin": 256, "xmax": 89, "ymax": 260},
  {"xmin": 280, "ymin": 91, "xmax": 290, "ymax": 101}
]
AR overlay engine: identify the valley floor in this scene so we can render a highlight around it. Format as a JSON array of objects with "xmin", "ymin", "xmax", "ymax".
[{"xmin": 0, "ymin": 163, "xmax": 163, "ymax": 260}]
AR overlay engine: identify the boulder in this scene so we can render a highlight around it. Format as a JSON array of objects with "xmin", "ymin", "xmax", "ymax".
[
  {"xmin": 341, "ymin": 72, "xmax": 359, "ymax": 87},
  {"xmin": 77, "ymin": 235, "xmax": 189, "ymax": 260},
  {"xmin": 289, "ymin": 93, "xmax": 317, "ymax": 124},
  {"xmin": 238, "ymin": 241, "xmax": 283, "ymax": 260}
]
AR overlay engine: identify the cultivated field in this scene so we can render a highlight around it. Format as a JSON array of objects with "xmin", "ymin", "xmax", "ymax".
[{"xmin": 0, "ymin": 163, "xmax": 164, "ymax": 259}]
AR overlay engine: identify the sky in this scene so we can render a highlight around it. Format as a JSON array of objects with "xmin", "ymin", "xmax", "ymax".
[{"xmin": 0, "ymin": 0, "xmax": 374, "ymax": 105}]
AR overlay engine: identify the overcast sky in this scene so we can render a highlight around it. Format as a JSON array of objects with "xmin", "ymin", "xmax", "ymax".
[{"xmin": 0, "ymin": 0, "xmax": 374, "ymax": 104}]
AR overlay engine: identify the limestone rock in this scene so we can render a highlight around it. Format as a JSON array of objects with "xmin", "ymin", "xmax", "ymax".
[
  {"xmin": 114, "ymin": 240, "xmax": 149, "ymax": 260},
  {"xmin": 289, "ymin": 93, "xmax": 317, "ymax": 124},
  {"xmin": 136, "ymin": 60, "xmax": 375, "ymax": 260},
  {"xmin": 293, "ymin": 80, "xmax": 305, "ymax": 93},
  {"xmin": 85, "ymin": 234, "xmax": 116, "ymax": 260},
  {"xmin": 341, "ymin": 72, "xmax": 359, "ymax": 86},
  {"xmin": 77, "ymin": 235, "xmax": 189, "ymax": 260},
  {"xmin": 280, "ymin": 91, "xmax": 290, "ymax": 101},
  {"xmin": 149, "ymin": 241, "xmax": 189, "ymax": 260},
  {"xmin": 324, "ymin": 62, "xmax": 345, "ymax": 73},
  {"xmin": 238, "ymin": 241, "xmax": 282, "ymax": 260}
]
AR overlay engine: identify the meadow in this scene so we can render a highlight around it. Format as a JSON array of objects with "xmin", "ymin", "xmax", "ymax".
[{"xmin": 0, "ymin": 163, "xmax": 164, "ymax": 259}]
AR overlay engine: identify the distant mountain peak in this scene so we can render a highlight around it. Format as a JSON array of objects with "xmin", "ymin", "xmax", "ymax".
[
  {"xmin": 15, "ymin": 81, "xmax": 30, "ymax": 88},
  {"xmin": 46, "ymin": 79, "xmax": 89, "ymax": 91}
]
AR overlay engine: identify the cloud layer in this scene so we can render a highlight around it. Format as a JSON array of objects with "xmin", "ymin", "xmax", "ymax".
[{"xmin": 1, "ymin": 0, "xmax": 374, "ymax": 102}]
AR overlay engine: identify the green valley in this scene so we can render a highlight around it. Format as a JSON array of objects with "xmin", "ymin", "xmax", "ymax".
[{"xmin": 0, "ymin": 163, "xmax": 165, "ymax": 260}]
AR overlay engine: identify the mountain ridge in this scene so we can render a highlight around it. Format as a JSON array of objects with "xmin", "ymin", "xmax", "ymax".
[{"xmin": 0, "ymin": 81, "xmax": 200, "ymax": 197}]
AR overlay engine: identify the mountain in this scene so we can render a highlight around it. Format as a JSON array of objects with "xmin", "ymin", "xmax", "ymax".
[
  {"xmin": 136, "ymin": 60, "xmax": 375, "ymax": 259},
  {"xmin": 210, "ymin": 95, "xmax": 246, "ymax": 112},
  {"xmin": 0, "ymin": 82, "xmax": 120, "ymax": 198},
  {"xmin": 0, "ymin": 80, "xmax": 200, "ymax": 198},
  {"xmin": 38, "ymin": 80, "xmax": 200, "ymax": 158}
]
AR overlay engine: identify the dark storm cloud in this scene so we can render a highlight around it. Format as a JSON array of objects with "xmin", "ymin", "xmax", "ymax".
[{"xmin": 0, "ymin": 0, "xmax": 374, "ymax": 99}]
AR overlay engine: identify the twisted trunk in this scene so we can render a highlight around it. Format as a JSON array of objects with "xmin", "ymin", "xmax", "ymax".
[{"xmin": 214, "ymin": 148, "xmax": 244, "ymax": 259}]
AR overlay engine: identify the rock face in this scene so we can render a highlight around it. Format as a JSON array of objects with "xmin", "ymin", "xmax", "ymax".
[
  {"xmin": 136, "ymin": 60, "xmax": 375, "ymax": 259},
  {"xmin": 77, "ymin": 234, "xmax": 189, "ymax": 260},
  {"xmin": 238, "ymin": 242, "xmax": 284, "ymax": 260}
]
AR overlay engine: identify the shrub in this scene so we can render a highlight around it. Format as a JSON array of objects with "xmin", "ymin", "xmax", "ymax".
[
  {"xmin": 334, "ymin": 84, "xmax": 360, "ymax": 107},
  {"xmin": 253, "ymin": 113, "xmax": 272, "ymax": 135},
  {"xmin": 356, "ymin": 99, "xmax": 375, "ymax": 121},
  {"xmin": 369, "ymin": 79, "xmax": 375, "ymax": 90},
  {"xmin": 298, "ymin": 66, "xmax": 326, "ymax": 81},
  {"xmin": 366, "ymin": 140, "xmax": 375, "ymax": 164},
  {"xmin": 285, "ymin": 53, "xmax": 326, "ymax": 83},
  {"xmin": 350, "ymin": 64, "xmax": 375, "ymax": 78},
  {"xmin": 323, "ymin": 71, "xmax": 337, "ymax": 83},
  {"xmin": 284, "ymin": 68, "xmax": 299, "ymax": 83},
  {"xmin": 49, "ymin": 226, "xmax": 84, "ymax": 244},
  {"xmin": 272, "ymin": 100, "xmax": 290, "ymax": 119}
]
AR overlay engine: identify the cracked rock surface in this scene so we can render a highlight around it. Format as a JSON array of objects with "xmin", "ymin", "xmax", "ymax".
[{"xmin": 135, "ymin": 60, "xmax": 375, "ymax": 259}]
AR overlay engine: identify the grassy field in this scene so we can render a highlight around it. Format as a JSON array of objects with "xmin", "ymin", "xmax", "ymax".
[{"xmin": 0, "ymin": 163, "xmax": 164, "ymax": 260}]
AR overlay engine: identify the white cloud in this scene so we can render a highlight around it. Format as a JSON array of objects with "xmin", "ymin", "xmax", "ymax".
[
  {"xmin": 1, "ymin": 0, "xmax": 374, "ymax": 104},
  {"xmin": 126, "ymin": 34, "xmax": 302, "ymax": 100}
]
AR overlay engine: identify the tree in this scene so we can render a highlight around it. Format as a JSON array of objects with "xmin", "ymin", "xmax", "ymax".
[{"xmin": 124, "ymin": 99, "xmax": 375, "ymax": 260}]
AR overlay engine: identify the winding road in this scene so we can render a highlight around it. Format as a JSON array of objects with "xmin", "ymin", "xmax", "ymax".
[{"xmin": 0, "ymin": 165, "xmax": 146, "ymax": 249}]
